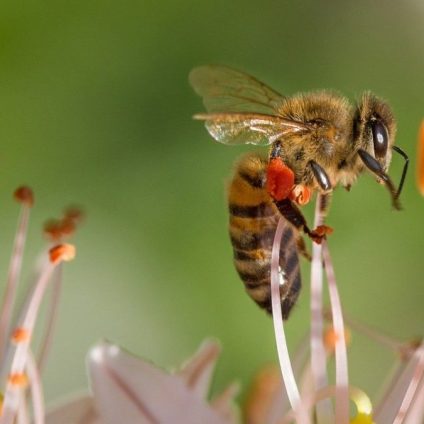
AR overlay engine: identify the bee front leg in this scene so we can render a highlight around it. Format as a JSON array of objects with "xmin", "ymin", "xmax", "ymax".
[{"xmin": 273, "ymin": 198, "xmax": 332, "ymax": 244}]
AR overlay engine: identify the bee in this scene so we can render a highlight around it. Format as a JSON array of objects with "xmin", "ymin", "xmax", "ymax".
[{"xmin": 189, "ymin": 65, "xmax": 408, "ymax": 317}]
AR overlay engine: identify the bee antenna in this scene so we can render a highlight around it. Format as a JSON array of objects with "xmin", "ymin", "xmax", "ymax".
[{"xmin": 392, "ymin": 146, "xmax": 409, "ymax": 199}]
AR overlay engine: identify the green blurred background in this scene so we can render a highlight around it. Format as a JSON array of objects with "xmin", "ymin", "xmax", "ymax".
[{"xmin": 0, "ymin": 0, "xmax": 422, "ymax": 409}]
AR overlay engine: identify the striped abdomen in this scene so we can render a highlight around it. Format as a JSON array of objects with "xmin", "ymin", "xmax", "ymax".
[{"xmin": 228, "ymin": 153, "xmax": 301, "ymax": 319}]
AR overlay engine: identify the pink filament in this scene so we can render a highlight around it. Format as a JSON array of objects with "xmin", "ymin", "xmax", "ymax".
[
  {"xmin": 309, "ymin": 195, "xmax": 332, "ymax": 423},
  {"xmin": 271, "ymin": 218, "xmax": 309, "ymax": 424},
  {"xmin": 393, "ymin": 344, "xmax": 424, "ymax": 424},
  {"xmin": 0, "ymin": 260, "xmax": 56, "ymax": 424},
  {"xmin": 322, "ymin": 241, "xmax": 349, "ymax": 424},
  {"xmin": 0, "ymin": 205, "xmax": 31, "ymax": 361}
]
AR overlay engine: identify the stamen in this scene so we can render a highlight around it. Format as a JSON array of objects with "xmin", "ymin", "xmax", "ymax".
[
  {"xmin": 271, "ymin": 218, "xmax": 308, "ymax": 423},
  {"xmin": 49, "ymin": 244, "xmax": 76, "ymax": 264},
  {"xmin": 7, "ymin": 373, "xmax": 28, "ymax": 387},
  {"xmin": 13, "ymin": 187, "xmax": 34, "ymax": 207},
  {"xmin": 310, "ymin": 194, "xmax": 333, "ymax": 423},
  {"xmin": 26, "ymin": 350, "xmax": 45, "ymax": 424},
  {"xmin": 43, "ymin": 219, "xmax": 63, "ymax": 241},
  {"xmin": 324, "ymin": 326, "xmax": 351, "ymax": 354},
  {"xmin": 0, "ymin": 188, "xmax": 33, "ymax": 361},
  {"xmin": 63, "ymin": 206, "xmax": 84, "ymax": 223},
  {"xmin": 11, "ymin": 328, "xmax": 30, "ymax": 344},
  {"xmin": 37, "ymin": 267, "xmax": 62, "ymax": 373},
  {"xmin": 0, "ymin": 253, "xmax": 61, "ymax": 424},
  {"xmin": 58, "ymin": 218, "xmax": 76, "ymax": 237},
  {"xmin": 322, "ymin": 241, "xmax": 349, "ymax": 424}
]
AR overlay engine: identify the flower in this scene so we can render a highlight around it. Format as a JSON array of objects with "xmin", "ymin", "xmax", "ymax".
[
  {"xmin": 0, "ymin": 187, "xmax": 79, "ymax": 424},
  {"xmin": 0, "ymin": 186, "xmax": 421, "ymax": 424},
  {"xmin": 44, "ymin": 339, "xmax": 239, "ymax": 424}
]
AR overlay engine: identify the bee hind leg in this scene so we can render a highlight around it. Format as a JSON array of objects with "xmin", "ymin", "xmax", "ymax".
[{"xmin": 296, "ymin": 235, "xmax": 312, "ymax": 261}]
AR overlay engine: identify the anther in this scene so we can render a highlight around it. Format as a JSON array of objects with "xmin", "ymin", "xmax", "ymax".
[
  {"xmin": 8, "ymin": 373, "xmax": 28, "ymax": 387},
  {"xmin": 44, "ymin": 219, "xmax": 63, "ymax": 241},
  {"xmin": 64, "ymin": 206, "xmax": 84, "ymax": 223},
  {"xmin": 13, "ymin": 186, "xmax": 34, "ymax": 207},
  {"xmin": 324, "ymin": 326, "xmax": 351, "ymax": 353},
  {"xmin": 59, "ymin": 217, "xmax": 76, "ymax": 237},
  {"xmin": 49, "ymin": 244, "xmax": 76, "ymax": 264},
  {"xmin": 11, "ymin": 327, "xmax": 30, "ymax": 343}
]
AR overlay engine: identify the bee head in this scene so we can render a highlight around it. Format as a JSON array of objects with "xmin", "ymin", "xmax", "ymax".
[
  {"xmin": 353, "ymin": 92, "xmax": 409, "ymax": 210},
  {"xmin": 353, "ymin": 92, "xmax": 396, "ymax": 172}
]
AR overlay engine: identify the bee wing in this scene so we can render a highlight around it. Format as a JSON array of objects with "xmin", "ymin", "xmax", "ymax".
[
  {"xmin": 194, "ymin": 112, "xmax": 310, "ymax": 146},
  {"xmin": 189, "ymin": 65, "xmax": 285, "ymax": 114}
]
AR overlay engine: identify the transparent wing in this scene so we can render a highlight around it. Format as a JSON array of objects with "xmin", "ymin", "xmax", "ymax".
[
  {"xmin": 189, "ymin": 65, "xmax": 285, "ymax": 114},
  {"xmin": 194, "ymin": 112, "xmax": 309, "ymax": 146}
]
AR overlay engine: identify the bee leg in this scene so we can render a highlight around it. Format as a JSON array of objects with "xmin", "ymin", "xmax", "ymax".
[
  {"xmin": 274, "ymin": 198, "xmax": 333, "ymax": 244},
  {"xmin": 296, "ymin": 235, "xmax": 311, "ymax": 261}
]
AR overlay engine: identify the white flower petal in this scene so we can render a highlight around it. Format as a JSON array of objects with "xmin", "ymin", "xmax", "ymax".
[
  {"xmin": 45, "ymin": 395, "xmax": 100, "ymax": 424},
  {"xmin": 87, "ymin": 341, "xmax": 236, "ymax": 424},
  {"xmin": 211, "ymin": 382, "xmax": 240, "ymax": 422},
  {"xmin": 374, "ymin": 344, "xmax": 424, "ymax": 423},
  {"xmin": 177, "ymin": 339, "xmax": 221, "ymax": 398}
]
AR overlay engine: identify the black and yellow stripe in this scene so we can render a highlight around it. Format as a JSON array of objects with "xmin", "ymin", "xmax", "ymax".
[{"xmin": 228, "ymin": 153, "xmax": 301, "ymax": 319}]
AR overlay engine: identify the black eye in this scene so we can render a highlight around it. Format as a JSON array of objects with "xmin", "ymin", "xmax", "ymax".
[{"xmin": 371, "ymin": 120, "xmax": 388, "ymax": 158}]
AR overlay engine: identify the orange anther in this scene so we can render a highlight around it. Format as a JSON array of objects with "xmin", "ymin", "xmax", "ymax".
[
  {"xmin": 289, "ymin": 184, "xmax": 311, "ymax": 205},
  {"xmin": 44, "ymin": 219, "xmax": 62, "ymax": 241},
  {"xmin": 417, "ymin": 121, "xmax": 424, "ymax": 196},
  {"xmin": 8, "ymin": 373, "xmax": 28, "ymax": 387},
  {"xmin": 324, "ymin": 326, "xmax": 351, "ymax": 352},
  {"xmin": 64, "ymin": 206, "xmax": 84, "ymax": 223},
  {"xmin": 13, "ymin": 186, "xmax": 34, "ymax": 207},
  {"xmin": 59, "ymin": 217, "xmax": 76, "ymax": 237},
  {"xmin": 11, "ymin": 328, "xmax": 30, "ymax": 343},
  {"xmin": 49, "ymin": 243, "xmax": 76, "ymax": 264},
  {"xmin": 266, "ymin": 158, "xmax": 295, "ymax": 201}
]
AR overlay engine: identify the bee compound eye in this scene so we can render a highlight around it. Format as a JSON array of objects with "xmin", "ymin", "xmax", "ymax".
[{"xmin": 371, "ymin": 120, "xmax": 388, "ymax": 158}]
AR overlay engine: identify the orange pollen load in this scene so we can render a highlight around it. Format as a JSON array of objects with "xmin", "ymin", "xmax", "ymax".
[
  {"xmin": 13, "ymin": 186, "xmax": 34, "ymax": 207},
  {"xmin": 289, "ymin": 184, "xmax": 311, "ymax": 205},
  {"xmin": 8, "ymin": 373, "xmax": 28, "ymax": 387},
  {"xmin": 49, "ymin": 243, "xmax": 76, "ymax": 264},
  {"xmin": 11, "ymin": 328, "xmax": 30, "ymax": 343},
  {"xmin": 266, "ymin": 158, "xmax": 295, "ymax": 201}
]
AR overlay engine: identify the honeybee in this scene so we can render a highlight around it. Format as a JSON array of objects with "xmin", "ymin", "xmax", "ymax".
[{"xmin": 189, "ymin": 65, "xmax": 408, "ymax": 317}]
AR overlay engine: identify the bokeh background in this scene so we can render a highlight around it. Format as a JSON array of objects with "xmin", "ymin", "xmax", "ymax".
[{"xmin": 0, "ymin": 0, "xmax": 422, "ymax": 410}]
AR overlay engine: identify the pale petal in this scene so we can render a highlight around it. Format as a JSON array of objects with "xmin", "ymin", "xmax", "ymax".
[
  {"xmin": 45, "ymin": 395, "xmax": 100, "ymax": 424},
  {"xmin": 177, "ymin": 339, "xmax": 221, "ymax": 398},
  {"xmin": 211, "ymin": 382, "xmax": 240, "ymax": 422},
  {"xmin": 87, "ymin": 341, "xmax": 236, "ymax": 424},
  {"xmin": 374, "ymin": 346, "xmax": 423, "ymax": 423},
  {"xmin": 404, "ymin": 378, "xmax": 424, "ymax": 423}
]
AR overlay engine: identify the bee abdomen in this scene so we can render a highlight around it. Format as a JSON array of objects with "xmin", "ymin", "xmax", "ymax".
[{"xmin": 228, "ymin": 153, "xmax": 302, "ymax": 319}]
